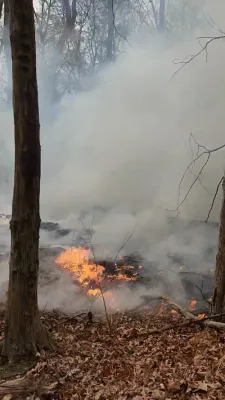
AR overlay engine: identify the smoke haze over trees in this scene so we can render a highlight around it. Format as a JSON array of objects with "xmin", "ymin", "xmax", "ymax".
[{"xmin": 1, "ymin": 0, "xmax": 225, "ymax": 259}]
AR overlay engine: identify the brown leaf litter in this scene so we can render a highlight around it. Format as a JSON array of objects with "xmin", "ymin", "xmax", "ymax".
[{"xmin": 0, "ymin": 311, "xmax": 225, "ymax": 400}]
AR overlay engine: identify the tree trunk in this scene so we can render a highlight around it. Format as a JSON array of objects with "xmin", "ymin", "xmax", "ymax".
[
  {"xmin": 158, "ymin": 0, "xmax": 165, "ymax": 32},
  {"xmin": 2, "ymin": 0, "xmax": 54, "ymax": 363},
  {"xmin": 3, "ymin": 0, "xmax": 12, "ymax": 103},
  {"xmin": 213, "ymin": 177, "xmax": 225, "ymax": 320},
  {"xmin": 106, "ymin": 0, "xmax": 114, "ymax": 62},
  {"xmin": 50, "ymin": 0, "xmax": 77, "ymax": 102},
  {"xmin": 0, "ymin": 0, "xmax": 3, "ymax": 20}
]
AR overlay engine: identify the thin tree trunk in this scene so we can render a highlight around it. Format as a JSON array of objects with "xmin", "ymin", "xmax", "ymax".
[
  {"xmin": 0, "ymin": 0, "xmax": 3, "ymax": 20},
  {"xmin": 158, "ymin": 0, "xmax": 165, "ymax": 32},
  {"xmin": 2, "ymin": 0, "xmax": 54, "ymax": 363},
  {"xmin": 51, "ymin": 0, "xmax": 77, "ymax": 102},
  {"xmin": 213, "ymin": 177, "xmax": 225, "ymax": 320},
  {"xmin": 106, "ymin": 0, "xmax": 114, "ymax": 62}
]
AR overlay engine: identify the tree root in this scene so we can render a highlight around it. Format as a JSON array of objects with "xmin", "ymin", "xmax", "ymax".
[{"xmin": 2, "ymin": 317, "xmax": 56, "ymax": 365}]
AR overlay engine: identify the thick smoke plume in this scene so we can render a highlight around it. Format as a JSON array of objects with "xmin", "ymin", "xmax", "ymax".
[{"xmin": 0, "ymin": 0, "xmax": 225, "ymax": 311}]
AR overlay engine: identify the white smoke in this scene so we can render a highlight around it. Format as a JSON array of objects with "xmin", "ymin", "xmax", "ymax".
[{"xmin": 0, "ymin": 0, "xmax": 224, "ymax": 311}]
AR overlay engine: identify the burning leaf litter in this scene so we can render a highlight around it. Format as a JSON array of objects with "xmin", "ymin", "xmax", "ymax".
[
  {"xmin": 0, "ymin": 311, "xmax": 225, "ymax": 400},
  {"xmin": 55, "ymin": 247, "xmax": 140, "ymax": 301}
]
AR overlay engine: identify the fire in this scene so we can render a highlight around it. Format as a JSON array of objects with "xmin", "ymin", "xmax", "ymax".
[
  {"xmin": 87, "ymin": 289, "xmax": 101, "ymax": 296},
  {"xmin": 187, "ymin": 299, "xmax": 197, "ymax": 311},
  {"xmin": 55, "ymin": 247, "xmax": 105, "ymax": 295},
  {"xmin": 55, "ymin": 247, "xmax": 138, "ymax": 301},
  {"xmin": 197, "ymin": 314, "xmax": 206, "ymax": 319},
  {"xmin": 108, "ymin": 273, "xmax": 137, "ymax": 281}
]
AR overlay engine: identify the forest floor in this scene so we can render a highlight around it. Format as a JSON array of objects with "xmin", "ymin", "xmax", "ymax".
[{"xmin": 0, "ymin": 311, "xmax": 225, "ymax": 400}]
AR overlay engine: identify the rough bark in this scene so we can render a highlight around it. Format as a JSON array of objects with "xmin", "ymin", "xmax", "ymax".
[
  {"xmin": 213, "ymin": 177, "xmax": 225, "ymax": 319},
  {"xmin": 2, "ymin": 0, "xmax": 54, "ymax": 363},
  {"xmin": 3, "ymin": 0, "xmax": 12, "ymax": 103}
]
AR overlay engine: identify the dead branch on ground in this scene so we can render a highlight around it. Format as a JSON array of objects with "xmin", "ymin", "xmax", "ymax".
[
  {"xmin": 162, "ymin": 296, "xmax": 225, "ymax": 330},
  {"xmin": 0, "ymin": 366, "xmax": 78, "ymax": 397}
]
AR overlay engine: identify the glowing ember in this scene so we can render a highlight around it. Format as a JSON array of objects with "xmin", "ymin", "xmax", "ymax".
[
  {"xmin": 87, "ymin": 289, "xmax": 101, "ymax": 296},
  {"xmin": 197, "ymin": 314, "xmax": 206, "ymax": 319},
  {"xmin": 187, "ymin": 299, "xmax": 197, "ymax": 311},
  {"xmin": 108, "ymin": 272, "xmax": 137, "ymax": 281}
]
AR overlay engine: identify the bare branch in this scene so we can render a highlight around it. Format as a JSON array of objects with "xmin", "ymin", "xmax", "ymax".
[
  {"xmin": 205, "ymin": 176, "xmax": 223, "ymax": 223},
  {"xmin": 174, "ymin": 135, "xmax": 225, "ymax": 214},
  {"xmin": 171, "ymin": 35, "xmax": 225, "ymax": 81}
]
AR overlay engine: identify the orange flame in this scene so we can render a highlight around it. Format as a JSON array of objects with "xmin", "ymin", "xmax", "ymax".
[
  {"xmin": 197, "ymin": 313, "xmax": 206, "ymax": 319},
  {"xmin": 187, "ymin": 299, "xmax": 197, "ymax": 311},
  {"xmin": 55, "ymin": 247, "xmax": 138, "ymax": 300},
  {"xmin": 55, "ymin": 247, "xmax": 105, "ymax": 295}
]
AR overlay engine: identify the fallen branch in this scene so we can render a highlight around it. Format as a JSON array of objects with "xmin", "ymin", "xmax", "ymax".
[
  {"xmin": 162, "ymin": 296, "xmax": 225, "ymax": 330},
  {"xmin": 0, "ymin": 366, "xmax": 78, "ymax": 396}
]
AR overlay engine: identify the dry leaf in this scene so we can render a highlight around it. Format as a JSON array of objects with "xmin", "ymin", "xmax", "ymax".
[
  {"xmin": 167, "ymin": 380, "xmax": 180, "ymax": 393},
  {"xmin": 151, "ymin": 389, "xmax": 165, "ymax": 399},
  {"xmin": 95, "ymin": 389, "xmax": 104, "ymax": 400},
  {"xmin": 196, "ymin": 382, "xmax": 208, "ymax": 392},
  {"xmin": 2, "ymin": 395, "xmax": 12, "ymax": 400}
]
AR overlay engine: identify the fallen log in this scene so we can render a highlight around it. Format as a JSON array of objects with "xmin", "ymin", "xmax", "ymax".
[{"xmin": 161, "ymin": 296, "xmax": 225, "ymax": 330}]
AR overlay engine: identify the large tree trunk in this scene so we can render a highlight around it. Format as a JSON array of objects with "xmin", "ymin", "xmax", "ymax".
[
  {"xmin": 3, "ymin": 0, "xmax": 12, "ymax": 104},
  {"xmin": 2, "ymin": 0, "xmax": 54, "ymax": 363},
  {"xmin": 213, "ymin": 177, "xmax": 225, "ymax": 319}
]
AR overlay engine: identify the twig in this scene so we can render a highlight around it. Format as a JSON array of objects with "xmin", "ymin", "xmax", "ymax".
[
  {"xmin": 174, "ymin": 135, "xmax": 225, "ymax": 214},
  {"xmin": 78, "ymin": 218, "xmax": 111, "ymax": 326},
  {"xmin": 55, "ymin": 312, "xmax": 87, "ymax": 326},
  {"xmin": 171, "ymin": 35, "xmax": 225, "ymax": 80},
  {"xmin": 111, "ymin": 0, "xmax": 131, "ymax": 48},
  {"xmin": 113, "ymin": 227, "xmax": 136, "ymax": 262},
  {"xmin": 205, "ymin": 176, "xmax": 223, "ymax": 222},
  {"xmin": 195, "ymin": 282, "xmax": 212, "ymax": 307}
]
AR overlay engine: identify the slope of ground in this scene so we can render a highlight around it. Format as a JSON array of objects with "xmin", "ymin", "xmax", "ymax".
[{"xmin": 0, "ymin": 312, "xmax": 225, "ymax": 400}]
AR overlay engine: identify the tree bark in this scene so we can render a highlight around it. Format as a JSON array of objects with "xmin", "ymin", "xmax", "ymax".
[
  {"xmin": 2, "ymin": 0, "xmax": 54, "ymax": 363},
  {"xmin": 213, "ymin": 177, "xmax": 225, "ymax": 320},
  {"xmin": 3, "ymin": 0, "xmax": 12, "ymax": 103}
]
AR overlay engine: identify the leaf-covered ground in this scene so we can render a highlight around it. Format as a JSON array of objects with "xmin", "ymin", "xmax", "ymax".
[{"xmin": 0, "ymin": 311, "xmax": 225, "ymax": 400}]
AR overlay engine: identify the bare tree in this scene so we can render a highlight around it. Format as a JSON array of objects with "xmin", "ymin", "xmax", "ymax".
[{"xmin": 2, "ymin": 0, "xmax": 54, "ymax": 363}]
